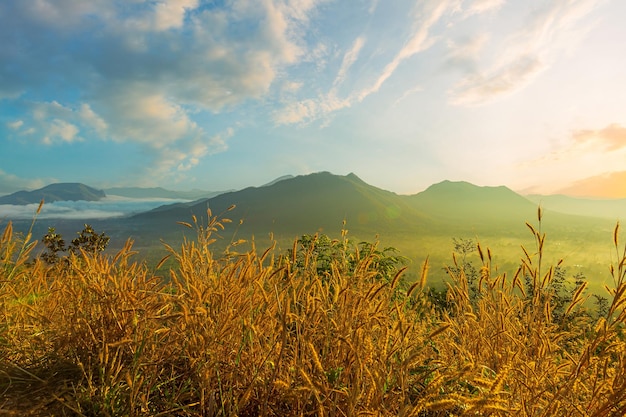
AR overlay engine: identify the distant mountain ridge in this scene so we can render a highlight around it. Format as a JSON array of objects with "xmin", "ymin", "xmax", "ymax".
[
  {"xmin": 130, "ymin": 172, "xmax": 547, "ymax": 239},
  {"xmin": 526, "ymin": 194, "xmax": 626, "ymax": 220},
  {"xmin": 412, "ymin": 180, "xmax": 536, "ymax": 215},
  {"xmin": 0, "ymin": 183, "xmax": 105, "ymax": 205},
  {"xmin": 3, "ymin": 174, "xmax": 621, "ymax": 239},
  {"xmin": 105, "ymin": 187, "xmax": 229, "ymax": 200}
]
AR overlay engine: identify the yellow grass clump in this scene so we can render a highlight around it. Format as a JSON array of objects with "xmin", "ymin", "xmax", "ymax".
[{"xmin": 1, "ymin": 209, "xmax": 625, "ymax": 416}]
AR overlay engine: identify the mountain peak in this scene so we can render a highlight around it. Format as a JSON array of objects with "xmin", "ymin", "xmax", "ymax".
[
  {"xmin": 0, "ymin": 183, "xmax": 105, "ymax": 205},
  {"xmin": 412, "ymin": 179, "xmax": 535, "ymax": 222},
  {"xmin": 261, "ymin": 175, "xmax": 295, "ymax": 187}
]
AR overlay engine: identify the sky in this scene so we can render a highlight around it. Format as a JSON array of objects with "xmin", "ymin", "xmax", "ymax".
[{"xmin": 1, "ymin": 0, "xmax": 626, "ymax": 198}]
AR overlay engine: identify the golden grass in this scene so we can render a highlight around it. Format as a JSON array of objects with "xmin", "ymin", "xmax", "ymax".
[{"xmin": 1, "ymin": 211, "xmax": 625, "ymax": 416}]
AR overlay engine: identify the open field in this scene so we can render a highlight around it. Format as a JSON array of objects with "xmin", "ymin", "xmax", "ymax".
[{"xmin": 2, "ymin": 208, "xmax": 626, "ymax": 415}]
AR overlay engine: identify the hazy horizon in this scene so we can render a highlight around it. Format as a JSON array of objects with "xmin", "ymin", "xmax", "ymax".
[
  {"xmin": 1, "ymin": 172, "xmax": 626, "ymax": 200},
  {"xmin": 1, "ymin": 1, "xmax": 625, "ymax": 197}
]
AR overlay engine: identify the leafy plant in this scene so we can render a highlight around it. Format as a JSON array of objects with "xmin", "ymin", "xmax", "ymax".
[{"xmin": 41, "ymin": 224, "xmax": 110, "ymax": 265}]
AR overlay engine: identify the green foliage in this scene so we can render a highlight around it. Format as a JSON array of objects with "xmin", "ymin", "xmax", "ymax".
[
  {"xmin": 41, "ymin": 224, "xmax": 110, "ymax": 264},
  {"xmin": 288, "ymin": 232, "xmax": 409, "ymax": 283}
]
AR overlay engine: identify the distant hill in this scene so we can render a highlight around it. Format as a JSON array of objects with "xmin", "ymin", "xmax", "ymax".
[
  {"xmin": 132, "ymin": 172, "xmax": 427, "ymax": 237},
  {"xmin": 409, "ymin": 180, "xmax": 536, "ymax": 217},
  {"xmin": 130, "ymin": 173, "xmax": 571, "ymax": 242},
  {"xmin": 104, "ymin": 187, "xmax": 228, "ymax": 200},
  {"xmin": 0, "ymin": 183, "xmax": 105, "ymax": 205},
  {"xmin": 526, "ymin": 194, "xmax": 626, "ymax": 221},
  {"xmin": 406, "ymin": 180, "xmax": 540, "ymax": 234}
]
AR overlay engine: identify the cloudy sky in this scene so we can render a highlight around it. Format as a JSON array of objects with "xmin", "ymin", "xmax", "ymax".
[{"xmin": 1, "ymin": 0, "xmax": 625, "ymax": 197}]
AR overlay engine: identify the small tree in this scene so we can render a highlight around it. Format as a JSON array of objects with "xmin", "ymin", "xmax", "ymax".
[
  {"xmin": 41, "ymin": 227, "xmax": 66, "ymax": 265},
  {"xmin": 41, "ymin": 224, "xmax": 110, "ymax": 265},
  {"xmin": 287, "ymin": 233, "xmax": 408, "ymax": 283}
]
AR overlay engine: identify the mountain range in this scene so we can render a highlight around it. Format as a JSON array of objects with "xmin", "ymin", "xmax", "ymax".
[
  {"xmin": 0, "ymin": 183, "xmax": 105, "ymax": 205},
  {"xmin": 2, "ymin": 172, "xmax": 621, "ymax": 284},
  {"xmin": 126, "ymin": 172, "xmax": 619, "ymax": 240},
  {"xmin": 3, "ymin": 172, "xmax": 623, "ymax": 227},
  {"xmin": 2, "ymin": 172, "xmax": 622, "ymax": 246}
]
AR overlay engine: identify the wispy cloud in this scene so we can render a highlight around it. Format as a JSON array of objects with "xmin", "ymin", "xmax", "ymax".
[
  {"xmin": 42, "ymin": 119, "xmax": 81, "ymax": 145},
  {"xmin": 275, "ymin": 0, "xmax": 455, "ymax": 125},
  {"xmin": 393, "ymin": 85, "xmax": 424, "ymax": 106},
  {"xmin": 449, "ymin": 55, "xmax": 545, "ymax": 106},
  {"xmin": 355, "ymin": 0, "xmax": 450, "ymax": 102},
  {"xmin": 444, "ymin": 33, "xmax": 490, "ymax": 72},
  {"xmin": 449, "ymin": 0, "xmax": 603, "ymax": 106},
  {"xmin": 334, "ymin": 36, "xmax": 366, "ymax": 87},
  {"xmin": 463, "ymin": 0, "xmax": 505, "ymax": 17},
  {"xmin": 0, "ymin": 169, "xmax": 47, "ymax": 195},
  {"xmin": 573, "ymin": 123, "xmax": 626, "ymax": 151},
  {"xmin": 6, "ymin": 120, "xmax": 23, "ymax": 130},
  {"xmin": 274, "ymin": 92, "xmax": 350, "ymax": 125}
]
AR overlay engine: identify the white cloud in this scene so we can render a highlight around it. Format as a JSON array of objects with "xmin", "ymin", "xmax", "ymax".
[
  {"xmin": 334, "ymin": 36, "xmax": 366, "ymax": 87},
  {"xmin": 95, "ymin": 89, "xmax": 197, "ymax": 148},
  {"xmin": 43, "ymin": 119, "xmax": 81, "ymax": 145},
  {"xmin": 18, "ymin": 101, "xmax": 106, "ymax": 145},
  {"xmin": 79, "ymin": 104, "xmax": 107, "ymax": 134},
  {"xmin": 1, "ymin": 0, "xmax": 329, "ymax": 181},
  {"xmin": 450, "ymin": 55, "xmax": 545, "ymax": 106},
  {"xmin": 153, "ymin": 0, "xmax": 199, "ymax": 31},
  {"xmin": 281, "ymin": 81, "xmax": 303, "ymax": 94},
  {"xmin": 573, "ymin": 123, "xmax": 626, "ymax": 151},
  {"xmin": 274, "ymin": 0, "xmax": 456, "ymax": 125},
  {"xmin": 368, "ymin": 0, "xmax": 379, "ymax": 15},
  {"xmin": 274, "ymin": 92, "xmax": 350, "ymax": 125},
  {"xmin": 444, "ymin": 33, "xmax": 490, "ymax": 71},
  {"xmin": 7, "ymin": 120, "xmax": 23, "ymax": 130},
  {"xmin": 355, "ymin": 0, "xmax": 451, "ymax": 102},
  {"xmin": 463, "ymin": 0, "xmax": 505, "ymax": 17},
  {"xmin": 393, "ymin": 85, "xmax": 424, "ymax": 106},
  {"xmin": 449, "ymin": 0, "xmax": 604, "ymax": 106},
  {"xmin": 0, "ymin": 170, "xmax": 47, "ymax": 195}
]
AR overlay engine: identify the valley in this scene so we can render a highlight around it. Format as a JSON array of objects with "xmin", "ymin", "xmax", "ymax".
[{"xmin": 3, "ymin": 172, "xmax": 621, "ymax": 294}]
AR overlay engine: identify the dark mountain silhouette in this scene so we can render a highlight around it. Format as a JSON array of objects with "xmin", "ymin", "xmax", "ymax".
[{"xmin": 0, "ymin": 183, "xmax": 105, "ymax": 205}]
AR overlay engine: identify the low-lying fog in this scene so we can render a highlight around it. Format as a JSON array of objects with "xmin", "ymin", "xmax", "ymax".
[{"xmin": 0, "ymin": 196, "xmax": 191, "ymax": 220}]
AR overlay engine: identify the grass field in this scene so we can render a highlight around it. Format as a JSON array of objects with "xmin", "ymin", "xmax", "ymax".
[{"xmin": 2, "ymin": 208, "xmax": 626, "ymax": 415}]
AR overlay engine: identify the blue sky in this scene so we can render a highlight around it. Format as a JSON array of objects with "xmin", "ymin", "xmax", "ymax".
[{"xmin": 1, "ymin": 0, "xmax": 626, "ymax": 197}]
